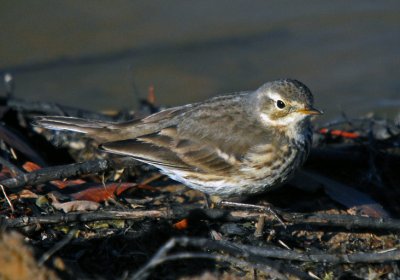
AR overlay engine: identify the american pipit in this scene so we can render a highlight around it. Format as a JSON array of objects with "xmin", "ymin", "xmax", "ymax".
[{"xmin": 35, "ymin": 79, "xmax": 322, "ymax": 198}]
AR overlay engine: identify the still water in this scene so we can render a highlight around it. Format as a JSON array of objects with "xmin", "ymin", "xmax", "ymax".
[{"xmin": 0, "ymin": 1, "xmax": 399, "ymax": 123}]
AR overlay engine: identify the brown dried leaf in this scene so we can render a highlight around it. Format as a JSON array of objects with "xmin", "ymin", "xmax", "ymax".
[
  {"xmin": 52, "ymin": 200, "xmax": 100, "ymax": 213},
  {"xmin": 9, "ymin": 189, "xmax": 39, "ymax": 200},
  {"xmin": 70, "ymin": 183, "xmax": 136, "ymax": 202},
  {"xmin": 50, "ymin": 179, "xmax": 86, "ymax": 189},
  {"xmin": 22, "ymin": 161, "xmax": 41, "ymax": 172}
]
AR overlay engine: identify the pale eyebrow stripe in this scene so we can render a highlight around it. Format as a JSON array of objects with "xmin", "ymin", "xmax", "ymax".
[{"xmin": 266, "ymin": 90, "xmax": 282, "ymax": 101}]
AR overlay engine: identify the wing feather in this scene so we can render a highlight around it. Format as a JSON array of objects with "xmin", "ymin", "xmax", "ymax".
[{"xmin": 101, "ymin": 126, "xmax": 240, "ymax": 174}]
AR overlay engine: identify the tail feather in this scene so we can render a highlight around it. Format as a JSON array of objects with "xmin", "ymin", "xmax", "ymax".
[
  {"xmin": 33, "ymin": 108, "xmax": 182, "ymax": 143},
  {"xmin": 33, "ymin": 116, "xmax": 121, "ymax": 142}
]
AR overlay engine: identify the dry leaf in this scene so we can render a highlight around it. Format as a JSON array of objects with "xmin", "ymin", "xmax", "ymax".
[
  {"xmin": 50, "ymin": 179, "xmax": 86, "ymax": 189},
  {"xmin": 22, "ymin": 161, "xmax": 41, "ymax": 172},
  {"xmin": 70, "ymin": 183, "xmax": 136, "ymax": 202},
  {"xmin": 52, "ymin": 200, "xmax": 100, "ymax": 213},
  {"xmin": 9, "ymin": 189, "xmax": 39, "ymax": 200}
]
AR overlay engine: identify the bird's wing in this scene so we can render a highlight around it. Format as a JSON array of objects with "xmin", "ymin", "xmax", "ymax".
[
  {"xmin": 140, "ymin": 105, "xmax": 194, "ymax": 124},
  {"xmin": 101, "ymin": 94, "xmax": 270, "ymax": 174},
  {"xmin": 101, "ymin": 126, "xmax": 237, "ymax": 174}
]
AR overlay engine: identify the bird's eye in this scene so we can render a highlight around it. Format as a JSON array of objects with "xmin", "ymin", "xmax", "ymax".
[{"xmin": 276, "ymin": 100, "xmax": 286, "ymax": 109}]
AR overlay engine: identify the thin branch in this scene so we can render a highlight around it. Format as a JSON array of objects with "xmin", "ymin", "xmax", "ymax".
[
  {"xmin": 0, "ymin": 123, "xmax": 46, "ymax": 166},
  {"xmin": 1, "ymin": 210, "xmax": 168, "ymax": 228},
  {"xmin": 132, "ymin": 235, "xmax": 400, "ymax": 280},
  {"xmin": 131, "ymin": 237, "xmax": 310, "ymax": 280},
  {"xmin": 38, "ymin": 229, "xmax": 76, "ymax": 265},
  {"xmin": 218, "ymin": 200, "xmax": 285, "ymax": 226},
  {"xmin": 0, "ymin": 156, "xmax": 24, "ymax": 176},
  {"xmin": 154, "ymin": 237, "xmax": 400, "ymax": 264},
  {"xmin": 281, "ymin": 212, "xmax": 400, "ymax": 231},
  {"xmin": 3, "ymin": 208, "xmax": 400, "ymax": 233},
  {"xmin": 132, "ymin": 253, "xmax": 292, "ymax": 280},
  {"xmin": 0, "ymin": 157, "xmax": 136, "ymax": 191},
  {"xmin": 0, "ymin": 184, "xmax": 14, "ymax": 212}
]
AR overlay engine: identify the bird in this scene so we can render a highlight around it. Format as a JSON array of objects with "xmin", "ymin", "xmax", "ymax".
[{"xmin": 34, "ymin": 79, "xmax": 322, "ymax": 198}]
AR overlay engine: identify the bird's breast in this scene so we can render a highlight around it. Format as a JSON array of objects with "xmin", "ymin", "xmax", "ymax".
[{"xmin": 239, "ymin": 128, "xmax": 311, "ymax": 188}]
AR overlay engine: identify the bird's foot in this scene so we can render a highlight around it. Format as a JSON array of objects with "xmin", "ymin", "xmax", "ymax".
[{"xmin": 217, "ymin": 200, "xmax": 286, "ymax": 227}]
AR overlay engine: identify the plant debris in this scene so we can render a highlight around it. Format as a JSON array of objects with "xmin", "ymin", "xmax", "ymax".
[{"xmin": 1, "ymin": 83, "xmax": 400, "ymax": 279}]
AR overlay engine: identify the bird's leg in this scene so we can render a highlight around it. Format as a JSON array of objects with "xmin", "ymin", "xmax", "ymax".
[
  {"xmin": 202, "ymin": 194, "xmax": 221, "ymax": 208},
  {"xmin": 202, "ymin": 194, "xmax": 285, "ymax": 226},
  {"xmin": 217, "ymin": 200, "xmax": 286, "ymax": 227}
]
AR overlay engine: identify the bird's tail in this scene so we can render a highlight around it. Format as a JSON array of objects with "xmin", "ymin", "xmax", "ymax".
[{"xmin": 33, "ymin": 116, "xmax": 131, "ymax": 142}]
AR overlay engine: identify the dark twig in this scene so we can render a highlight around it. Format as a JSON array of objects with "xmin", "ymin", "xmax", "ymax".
[
  {"xmin": 147, "ymin": 237, "xmax": 400, "ymax": 264},
  {"xmin": 219, "ymin": 200, "xmax": 286, "ymax": 226},
  {"xmin": 0, "ymin": 156, "xmax": 24, "ymax": 176},
  {"xmin": 131, "ymin": 238, "xmax": 307, "ymax": 280},
  {"xmin": 0, "ymin": 157, "xmax": 136, "ymax": 191},
  {"xmin": 132, "ymin": 253, "xmax": 293, "ymax": 280},
  {"xmin": 128, "ymin": 64, "xmax": 142, "ymax": 109},
  {"xmin": 280, "ymin": 212, "xmax": 400, "ymax": 231},
  {"xmin": 254, "ymin": 215, "xmax": 266, "ymax": 238},
  {"xmin": 0, "ymin": 123, "xmax": 46, "ymax": 166},
  {"xmin": 38, "ymin": 229, "xmax": 76, "ymax": 265},
  {"xmin": 1, "ymin": 210, "xmax": 167, "ymax": 228},
  {"xmin": 132, "ymin": 236, "xmax": 400, "ymax": 279},
  {"xmin": 366, "ymin": 120, "xmax": 385, "ymax": 187},
  {"xmin": 0, "ymin": 159, "xmax": 110, "ymax": 191},
  {"xmin": 0, "ymin": 184, "xmax": 15, "ymax": 212},
  {"xmin": 3, "ymin": 208, "xmax": 400, "ymax": 233}
]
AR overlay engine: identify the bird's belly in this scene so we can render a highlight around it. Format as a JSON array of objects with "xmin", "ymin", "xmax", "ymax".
[
  {"xmin": 155, "ymin": 141, "xmax": 308, "ymax": 197},
  {"xmin": 156, "ymin": 161, "xmax": 298, "ymax": 197},
  {"xmin": 156, "ymin": 167, "xmax": 248, "ymax": 197}
]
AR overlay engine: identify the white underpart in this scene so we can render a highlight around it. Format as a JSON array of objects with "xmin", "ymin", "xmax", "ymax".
[
  {"xmin": 259, "ymin": 111, "xmax": 303, "ymax": 126},
  {"xmin": 155, "ymin": 166, "xmax": 232, "ymax": 195},
  {"xmin": 134, "ymin": 144, "xmax": 304, "ymax": 197},
  {"xmin": 260, "ymin": 111, "xmax": 306, "ymax": 144}
]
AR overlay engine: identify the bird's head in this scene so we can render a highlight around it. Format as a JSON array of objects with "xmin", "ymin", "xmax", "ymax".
[{"xmin": 251, "ymin": 79, "xmax": 322, "ymax": 127}]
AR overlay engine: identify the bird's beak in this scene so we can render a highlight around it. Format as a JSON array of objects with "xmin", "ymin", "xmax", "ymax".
[{"xmin": 297, "ymin": 107, "xmax": 323, "ymax": 115}]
